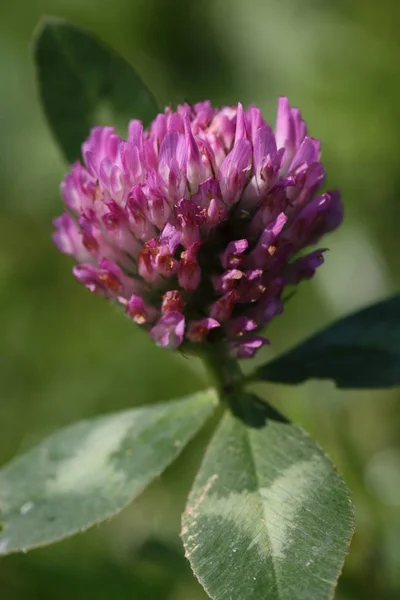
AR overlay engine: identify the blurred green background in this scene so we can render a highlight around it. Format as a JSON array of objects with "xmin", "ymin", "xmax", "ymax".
[{"xmin": 1, "ymin": 0, "xmax": 400, "ymax": 598}]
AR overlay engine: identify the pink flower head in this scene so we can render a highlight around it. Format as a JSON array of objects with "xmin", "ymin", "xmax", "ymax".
[{"xmin": 54, "ymin": 98, "xmax": 342, "ymax": 358}]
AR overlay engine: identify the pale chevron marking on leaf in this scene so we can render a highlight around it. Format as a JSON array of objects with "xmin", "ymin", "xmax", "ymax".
[
  {"xmin": 0, "ymin": 390, "xmax": 218, "ymax": 555},
  {"xmin": 190, "ymin": 457, "xmax": 322, "ymax": 562},
  {"xmin": 258, "ymin": 457, "xmax": 324, "ymax": 559},
  {"xmin": 182, "ymin": 408, "xmax": 354, "ymax": 600},
  {"xmin": 46, "ymin": 415, "xmax": 133, "ymax": 494}
]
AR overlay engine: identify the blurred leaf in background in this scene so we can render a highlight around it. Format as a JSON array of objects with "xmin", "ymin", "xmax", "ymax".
[
  {"xmin": 0, "ymin": 0, "xmax": 399, "ymax": 598},
  {"xmin": 33, "ymin": 18, "xmax": 159, "ymax": 162}
]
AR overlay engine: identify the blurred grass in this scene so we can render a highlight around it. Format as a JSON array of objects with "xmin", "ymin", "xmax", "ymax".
[{"xmin": 0, "ymin": 0, "xmax": 399, "ymax": 598}]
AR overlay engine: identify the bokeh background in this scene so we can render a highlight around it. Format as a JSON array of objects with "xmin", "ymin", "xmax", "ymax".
[{"xmin": 1, "ymin": 0, "xmax": 400, "ymax": 598}]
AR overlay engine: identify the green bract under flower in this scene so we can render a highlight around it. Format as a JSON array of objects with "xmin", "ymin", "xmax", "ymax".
[{"xmin": 53, "ymin": 98, "xmax": 342, "ymax": 357}]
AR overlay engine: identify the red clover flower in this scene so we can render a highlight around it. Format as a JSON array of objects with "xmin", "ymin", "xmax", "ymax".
[{"xmin": 53, "ymin": 98, "xmax": 343, "ymax": 357}]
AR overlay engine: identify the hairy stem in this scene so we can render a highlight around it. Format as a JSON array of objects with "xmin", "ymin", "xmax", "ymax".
[{"xmin": 198, "ymin": 342, "xmax": 244, "ymax": 396}]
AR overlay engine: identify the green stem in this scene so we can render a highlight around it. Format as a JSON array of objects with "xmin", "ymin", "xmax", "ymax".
[{"xmin": 197, "ymin": 342, "xmax": 244, "ymax": 396}]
